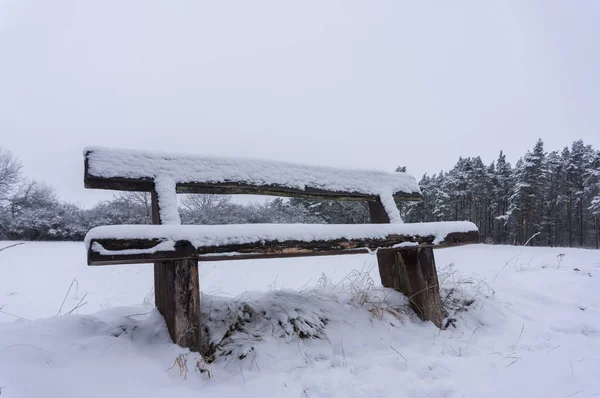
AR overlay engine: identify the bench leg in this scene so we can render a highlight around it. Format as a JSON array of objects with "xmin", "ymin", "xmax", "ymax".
[
  {"xmin": 154, "ymin": 259, "xmax": 203, "ymax": 352},
  {"xmin": 377, "ymin": 248, "xmax": 444, "ymax": 327}
]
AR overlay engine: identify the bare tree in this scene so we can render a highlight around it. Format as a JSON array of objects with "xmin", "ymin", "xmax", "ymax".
[
  {"xmin": 114, "ymin": 191, "xmax": 152, "ymax": 220},
  {"xmin": 180, "ymin": 194, "xmax": 236, "ymax": 224},
  {"xmin": 181, "ymin": 194, "xmax": 232, "ymax": 213},
  {"xmin": 0, "ymin": 147, "xmax": 23, "ymax": 200},
  {"xmin": 8, "ymin": 180, "xmax": 57, "ymax": 218}
]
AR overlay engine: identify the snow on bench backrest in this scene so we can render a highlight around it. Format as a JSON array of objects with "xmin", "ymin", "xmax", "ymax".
[{"xmin": 84, "ymin": 147, "xmax": 422, "ymax": 224}]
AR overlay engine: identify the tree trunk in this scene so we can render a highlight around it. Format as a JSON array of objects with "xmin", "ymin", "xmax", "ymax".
[
  {"xmin": 568, "ymin": 191, "xmax": 572, "ymax": 248},
  {"xmin": 496, "ymin": 200, "xmax": 501, "ymax": 244},
  {"xmin": 518, "ymin": 211, "xmax": 523, "ymax": 245},
  {"xmin": 471, "ymin": 192, "xmax": 476, "ymax": 223},
  {"xmin": 552, "ymin": 196, "xmax": 556, "ymax": 247},
  {"xmin": 594, "ymin": 215, "xmax": 600, "ymax": 249},
  {"xmin": 579, "ymin": 198, "xmax": 584, "ymax": 247},
  {"xmin": 525, "ymin": 207, "xmax": 529, "ymax": 245}
]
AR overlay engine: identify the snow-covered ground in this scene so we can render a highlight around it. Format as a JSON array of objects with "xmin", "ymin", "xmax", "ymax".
[{"xmin": 0, "ymin": 241, "xmax": 599, "ymax": 397}]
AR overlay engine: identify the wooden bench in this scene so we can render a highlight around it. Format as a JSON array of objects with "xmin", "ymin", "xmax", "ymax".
[{"xmin": 83, "ymin": 147, "xmax": 479, "ymax": 354}]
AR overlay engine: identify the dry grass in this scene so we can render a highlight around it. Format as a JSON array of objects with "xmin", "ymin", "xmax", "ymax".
[
  {"xmin": 166, "ymin": 353, "xmax": 190, "ymax": 379},
  {"xmin": 166, "ymin": 352, "xmax": 213, "ymax": 380},
  {"xmin": 315, "ymin": 264, "xmax": 408, "ymax": 323},
  {"xmin": 57, "ymin": 278, "xmax": 88, "ymax": 316},
  {"xmin": 438, "ymin": 263, "xmax": 495, "ymax": 327},
  {"xmin": 143, "ymin": 287, "xmax": 155, "ymax": 305}
]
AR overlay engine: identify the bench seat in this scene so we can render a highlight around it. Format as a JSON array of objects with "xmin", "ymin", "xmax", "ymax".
[{"xmin": 86, "ymin": 221, "xmax": 479, "ymax": 265}]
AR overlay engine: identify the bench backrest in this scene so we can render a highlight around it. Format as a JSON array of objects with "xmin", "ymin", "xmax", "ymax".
[{"xmin": 84, "ymin": 146, "xmax": 423, "ymax": 224}]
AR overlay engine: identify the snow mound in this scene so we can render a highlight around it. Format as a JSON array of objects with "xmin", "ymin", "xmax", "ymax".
[{"xmin": 202, "ymin": 267, "xmax": 419, "ymax": 362}]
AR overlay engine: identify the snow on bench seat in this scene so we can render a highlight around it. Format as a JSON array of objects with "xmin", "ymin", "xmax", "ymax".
[{"xmin": 85, "ymin": 221, "xmax": 479, "ymax": 265}]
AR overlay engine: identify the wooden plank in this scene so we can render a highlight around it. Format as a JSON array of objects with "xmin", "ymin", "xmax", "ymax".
[
  {"xmin": 151, "ymin": 190, "xmax": 166, "ymax": 326},
  {"xmin": 367, "ymin": 199, "xmax": 391, "ymax": 223},
  {"xmin": 152, "ymin": 190, "xmax": 166, "ymax": 328},
  {"xmin": 84, "ymin": 153, "xmax": 422, "ymax": 202},
  {"xmin": 86, "ymin": 230, "xmax": 480, "ymax": 265},
  {"xmin": 151, "ymin": 188, "xmax": 203, "ymax": 353},
  {"xmin": 367, "ymin": 199, "xmax": 399, "ymax": 291},
  {"xmin": 84, "ymin": 175, "xmax": 423, "ymax": 202},
  {"xmin": 161, "ymin": 257, "xmax": 202, "ymax": 352},
  {"xmin": 394, "ymin": 248, "xmax": 444, "ymax": 327}
]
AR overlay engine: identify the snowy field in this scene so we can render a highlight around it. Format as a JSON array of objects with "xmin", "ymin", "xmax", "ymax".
[{"xmin": 0, "ymin": 241, "xmax": 599, "ymax": 398}]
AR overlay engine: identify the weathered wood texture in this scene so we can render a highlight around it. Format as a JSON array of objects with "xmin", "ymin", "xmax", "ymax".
[
  {"xmin": 367, "ymin": 200, "xmax": 397, "ymax": 291},
  {"xmin": 152, "ymin": 190, "xmax": 165, "ymax": 316},
  {"xmin": 84, "ymin": 152, "xmax": 422, "ymax": 202},
  {"xmin": 87, "ymin": 230, "xmax": 480, "ymax": 266},
  {"xmin": 393, "ymin": 248, "xmax": 444, "ymax": 327},
  {"xmin": 368, "ymin": 200, "xmax": 445, "ymax": 327},
  {"xmin": 161, "ymin": 257, "xmax": 202, "ymax": 351},
  {"xmin": 151, "ymin": 190, "xmax": 203, "ymax": 353}
]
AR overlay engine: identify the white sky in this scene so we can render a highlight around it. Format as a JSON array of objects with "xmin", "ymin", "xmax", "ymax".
[{"xmin": 1, "ymin": 1, "xmax": 599, "ymax": 207}]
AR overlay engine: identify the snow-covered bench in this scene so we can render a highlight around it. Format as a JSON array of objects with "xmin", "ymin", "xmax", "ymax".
[{"xmin": 83, "ymin": 147, "xmax": 479, "ymax": 353}]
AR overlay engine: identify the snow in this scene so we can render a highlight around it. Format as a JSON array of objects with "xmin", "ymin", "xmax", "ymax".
[
  {"xmin": 393, "ymin": 242, "xmax": 419, "ymax": 248},
  {"xmin": 91, "ymin": 240, "xmax": 176, "ymax": 256},
  {"xmin": 1, "ymin": 241, "xmax": 600, "ymax": 397},
  {"xmin": 378, "ymin": 190, "xmax": 403, "ymax": 223},
  {"xmin": 85, "ymin": 147, "xmax": 419, "ymax": 223},
  {"xmin": 153, "ymin": 175, "xmax": 181, "ymax": 225},
  {"xmin": 84, "ymin": 221, "xmax": 479, "ymax": 253},
  {"xmin": 85, "ymin": 147, "xmax": 421, "ymax": 197}
]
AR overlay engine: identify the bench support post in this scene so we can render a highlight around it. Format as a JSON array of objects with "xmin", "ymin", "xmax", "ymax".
[
  {"xmin": 391, "ymin": 248, "xmax": 444, "ymax": 327},
  {"xmin": 155, "ymin": 258, "xmax": 202, "ymax": 350},
  {"xmin": 152, "ymin": 191, "xmax": 203, "ymax": 352},
  {"xmin": 368, "ymin": 199, "xmax": 444, "ymax": 327}
]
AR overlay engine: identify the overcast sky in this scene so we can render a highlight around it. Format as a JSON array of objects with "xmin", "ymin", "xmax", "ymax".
[{"xmin": 1, "ymin": 1, "xmax": 599, "ymax": 207}]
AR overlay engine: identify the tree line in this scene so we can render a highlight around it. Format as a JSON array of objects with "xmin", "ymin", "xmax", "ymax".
[
  {"xmin": 1, "ymin": 139, "xmax": 599, "ymax": 248},
  {"xmin": 400, "ymin": 139, "xmax": 600, "ymax": 248}
]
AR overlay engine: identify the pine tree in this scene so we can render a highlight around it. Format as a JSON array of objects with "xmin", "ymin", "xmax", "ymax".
[
  {"xmin": 467, "ymin": 156, "xmax": 489, "ymax": 239},
  {"xmin": 509, "ymin": 139, "xmax": 547, "ymax": 245},
  {"xmin": 584, "ymin": 147, "xmax": 600, "ymax": 248},
  {"xmin": 566, "ymin": 140, "xmax": 591, "ymax": 246},
  {"xmin": 404, "ymin": 174, "xmax": 434, "ymax": 222},
  {"xmin": 493, "ymin": 151, "xmax": 513, "ymax": 244}
]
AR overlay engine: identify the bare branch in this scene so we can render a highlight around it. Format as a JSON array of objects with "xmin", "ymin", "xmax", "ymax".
[
  {"xmin": 0, "ymin": 147, "xmax": 23, "ymax": 199},
  {"xmin": 389, "ymin": 345, "xmax": 408, "ymax": 363},
  {"xmin": 510, "ymin": 323, "xmax": 525, "ymax": 351},
  {"xmin": 57, "ymin": 279, "xmax": 79, "ymax": 315}
]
